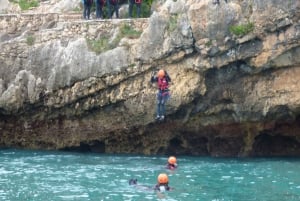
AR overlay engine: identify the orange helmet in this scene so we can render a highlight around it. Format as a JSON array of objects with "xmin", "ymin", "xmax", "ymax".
[
  {"xmin": 157, "ymin": 69, "xmax": 165, "ymax": 78},
  {"xmin": 157, "ymin": 173, "xmax": 169, "ymax": 184},
  {"xmin": 168, "ymin": 156, "xmax": 177, "ymax": 165}
]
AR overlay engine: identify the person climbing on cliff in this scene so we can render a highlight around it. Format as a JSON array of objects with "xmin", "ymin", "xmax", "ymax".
[
  {"xmin": 166, "ymin": 156, "xmax": 178, "ymax": 170},
  {"xmin": 107, "ymin": 0, "xmax": 119, "ymax": 19},
  {"xmin": 151, "ymin": 69, "xmax": 171, "ymax": 121},
  {"xmin": 82, "ymin": 0, "xmax": 93, "ymax": 20},
  {"xmin": 96, "ymin": 0, "xmax": 105, "ymax": 19},
  {"xmin": 129, "ymin": 0, "xmax": 142, "ymax": 18}
]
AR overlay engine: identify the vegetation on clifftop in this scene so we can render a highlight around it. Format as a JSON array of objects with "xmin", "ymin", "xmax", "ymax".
[
  {"xmin": 87, "ymin": 24, "xmax": 142, "ymax": 54},
  {"xmin": 9, "ymin": 0, "xmax": 39, "ymax": 10}
]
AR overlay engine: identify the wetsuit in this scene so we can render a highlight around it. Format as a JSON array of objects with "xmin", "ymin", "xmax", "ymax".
[
  {"xmin": 154, "ymin": 184, "xmax": 171, "ymax": 192},
  {"xmin": 151, "ymin": 71, "xmax": 171, "ymax": 120},
  {"xmin": 166, "ymin": 163, "xmax": 177, "ymax": 170}
]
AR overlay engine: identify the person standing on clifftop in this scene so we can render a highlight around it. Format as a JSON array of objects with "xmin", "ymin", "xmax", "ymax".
[
  {"xmin": 129, "ymin": 0, "xmax": 142, "ymax": 18},
  {"xmin": 107, "ymin": 0, "xmax": 119, "ymax": 19},
  {"xmin": 96, "ymin": 0, "xmax": 105, "ymax": 19},
  {"xmin": 214, "ymin": 0, "xmax": 227, "ymax": 4},
  {"xmin": 151, "ymin": 69, "xmax": 171, "ymax": 121},
  {"xmin": 82, "ymin": 0, "xmax": 93, "ymax": 20}
]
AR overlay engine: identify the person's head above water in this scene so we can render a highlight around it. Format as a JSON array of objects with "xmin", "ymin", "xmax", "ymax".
[
  {"xmin": 129, "ymin": 178, "xmax": 137, "ymax": 185},
  {"xmin": 168, "ymin": 156, "xmax": 177, "ymax": 165},
  {"xmin": 155, "ymin": 173, "xmax": 171, "ymax": 192},
  {"xmin": 166, "ymin": 156, "xmax": 178, "ymax": 170},
  {"xmin": 157, "ymin": 173, "xmax": 168, "ymax": 184}
]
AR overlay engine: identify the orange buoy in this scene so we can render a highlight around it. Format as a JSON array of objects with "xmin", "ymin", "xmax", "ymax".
[
  {"xmin": 168, "ymin": 156, "xmax": 177, "ymax": 165},
  {"xmin": 157, "ymin": 69, "xmax": 165, "ymax": 78},
  {"xmin": 157, "ymin": 173, "xmax": 169, "ymax": 184}
]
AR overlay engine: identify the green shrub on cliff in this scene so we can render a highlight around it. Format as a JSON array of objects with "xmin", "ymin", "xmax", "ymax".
[
  {"xmin": 19, "ymin": 0, "xmax": 39, "ymax": 10},
  {"xmin": 229, "ymin": 21, "xmax": 254, "ymax": 37},
  {"xmin": 167, "ymin": 14, "xmax": 178, "ymax": 32},
  {"xmin": 26, "ymin": 35, "xmax": 35, "ymax": 46},
  {"xmin": 87, "ymin": 37, "xmax": 110, "ymax": 54},
  {"xmin": 119, "ymin": 24, "xmax": 142, "ymax": 39},
  {"xmin": 87, "ymin": 24, "xmax": 141, "ymax": 54}
]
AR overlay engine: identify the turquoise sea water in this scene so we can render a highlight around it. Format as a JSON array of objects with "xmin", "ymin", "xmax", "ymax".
[{"xmin": 0, "ymin": 149, "xmax": 300, "ymax": 201}]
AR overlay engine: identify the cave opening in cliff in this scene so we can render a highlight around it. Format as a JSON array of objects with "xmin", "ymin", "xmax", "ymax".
[
  {"xmin": 266, "ymin": 105, "xmax": 295, "ymax": 121},
  {"xmin": 186, "ymin": 136, "xmax": 209, "ymax": 156},
  {"xmin": 60, "ymin": 140, "xmax": 105, "ymax": 153},
  {"xmin": 165, "ymin": 134, "xmax": 210, "ymax": 156},
  {"xmin": 210, "ymin": 136, "xmax": 244, "ymax": 157},
  {"xmin": 165, "ymin": 137, "xmax": 186, "ymax": 155},
  {"xmin": 252, "ymin": 133, "xmax": 300, "ymax": 157}
]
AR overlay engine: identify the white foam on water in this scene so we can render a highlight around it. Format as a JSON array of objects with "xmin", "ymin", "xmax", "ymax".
[
  {"xmin": 122, "ymin": 193, "xmax": 139, "ymax": 198},
  {"xmin": 233, "ymin": 177, "xmax": 244, "ymax": 180},
  {"xmin": 0, "ymin": 169, "xmax": 14, "ymax": 174},
  {"xmin": 221, "ymin": 176, "xmax": 231, "ymax": 179},
  {"xmin": 59, "ymin": 194, "xmax": 89, "ymax": 200},
  {"xmin": 145, "ymin": 195, "xmax": 155, "ymax": 200},
  {"xmin": 85, "ymin": 172, "xmax": 97, "ymax": 179},
  {"xmin": 108, "ymin": 193, "xmax": 118, "ymax": 196}
]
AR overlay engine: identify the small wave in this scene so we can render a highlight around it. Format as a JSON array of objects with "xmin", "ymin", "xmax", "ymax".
[
  {"xmin": 59, "ymin": 194, "xmax": 89, "ymax": 200},
  {"xmin": 233, "ymin": 177, "xmax": 244, "ymax": 180}
]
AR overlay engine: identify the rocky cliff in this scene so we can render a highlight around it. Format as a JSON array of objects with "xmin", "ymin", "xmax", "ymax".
[{"xmin": 0, "ymin": 0, "xmax": 300, "ymax": 156}]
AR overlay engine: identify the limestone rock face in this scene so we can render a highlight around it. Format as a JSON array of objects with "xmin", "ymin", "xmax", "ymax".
[
  {"xmin": 0, "ymin": 0, "xmax": 300, "ymax": 157},
  {"xmin": 0, "ymin": 0, "xmax": 10, "ymax": 13},
  {"xmin": 0, "ymin": 0, "xmax": 20, "ymax": 13}
]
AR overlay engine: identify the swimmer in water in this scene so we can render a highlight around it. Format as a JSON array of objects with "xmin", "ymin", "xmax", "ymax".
[
  {"xmin": 128, "ymin": 178, "xmax": 153, "ymax": 191},
  {"xmin": 166, "ymin": 156, "xmax": 178, "ymax": 170},
  {"xmin": 154, "ymin": 173, "xmax": 172, "ymax": 192},
  {"xmin": 129, "ymin": 173, "xmax": 173, "ymax": 192},
  {"xmin": 129, "ymin": 178, "xmax": 137, "ymax": 185}
]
